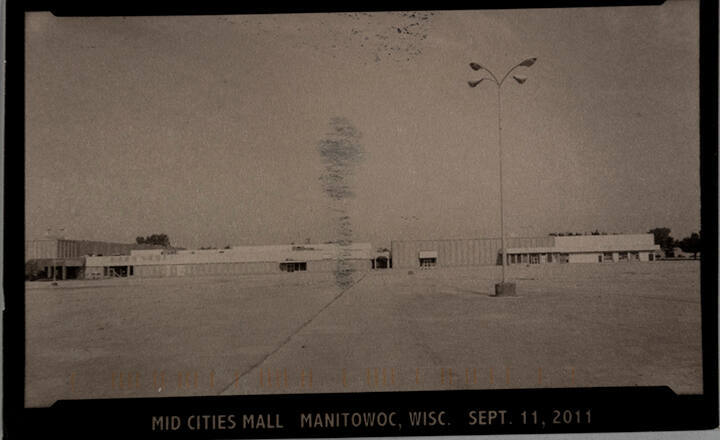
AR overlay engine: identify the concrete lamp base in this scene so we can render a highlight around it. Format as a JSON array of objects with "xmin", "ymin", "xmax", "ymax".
[{"xmin": 494, "ymin": 282, "xmax": 516, "ymax": 297}]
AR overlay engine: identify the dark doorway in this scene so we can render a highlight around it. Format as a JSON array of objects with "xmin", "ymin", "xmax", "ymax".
[
  {"xmin": 375, "ymin": 256, "xmax": 389, "ymax": 269},
  {"xmin": 280, "ymin": 262, "xmax": 307, "ymax": 272}
]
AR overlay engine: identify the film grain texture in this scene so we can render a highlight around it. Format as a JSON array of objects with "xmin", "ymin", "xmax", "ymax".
[{"xmin": 23, "ymin": 2, "xmax": 703, "ymax": 411}]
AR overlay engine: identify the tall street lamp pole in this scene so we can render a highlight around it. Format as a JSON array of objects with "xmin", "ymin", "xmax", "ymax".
[{"xmin": 468, "ymin": 57, "xmax": 537, "ymax": 295}]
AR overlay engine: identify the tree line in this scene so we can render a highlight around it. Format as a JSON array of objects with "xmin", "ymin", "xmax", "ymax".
[
  {"xmin": 547, "ymin": 228, "xmax": 701, "ymax": 259},
  {"xmin": 648, "ymin": 228, "xmax": 701, "ymax": 258},
  {"xmin": 135, "ymin": 233, "xmax": 171, "ymax": 247},
  {"xmin": 549, "ymin": 230, "xmax": 614, "ymax": 236}
]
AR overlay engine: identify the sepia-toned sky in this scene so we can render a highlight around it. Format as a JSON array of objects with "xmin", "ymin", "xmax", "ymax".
[{"xmin": 25, "ymin": 1, "xmax": 700, "ymax": 249}]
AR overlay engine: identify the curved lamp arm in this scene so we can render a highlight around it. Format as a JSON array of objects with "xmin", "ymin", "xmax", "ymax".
[
  {"xmin": 469, "ymin": 58, "xmax": 537, "ymax": 88},
  {"xmin": 499, "ymin": 57, "xmax": 537, "ymax": 86},
  {"xmin": 469, "ymin": 62, "xmax": 500, "ymax": 86}
]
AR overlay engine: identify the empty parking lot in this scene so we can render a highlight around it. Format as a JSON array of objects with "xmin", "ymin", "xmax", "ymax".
[{"xmin": 25, "ymin": 261, "xmax": 702, "ymax": 407}]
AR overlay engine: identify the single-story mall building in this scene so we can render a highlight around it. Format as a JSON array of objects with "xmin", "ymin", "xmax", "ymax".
[{"xmin": 391, "ymin": 234, "xmax": 661, "ymax": 269}]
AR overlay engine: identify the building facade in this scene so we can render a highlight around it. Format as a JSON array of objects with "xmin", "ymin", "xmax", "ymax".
[
  {"xmin": 391, "ymin": 234, "xmax": 660, "ymax": 269},
  {"xmin": 84, "ymin": 243, "xmax": 373, "ymax": 279},
  {"xmin": 25, "ymin": 238, "xmax": 142, "ymax": 261},
  {"xmin": 26, "ymin": 234, "xmax": 661, "ymax": 281},
  {"xmin": 391, "ymin": 237, "xmax": 555, "ymax": 269},
  {"xmin": 506, "ymin": 234, "xmax": 660, "ymax": 264},
  {"xmin": 25, "ymin": 238, "xmax": 169, "ymax": 280}
]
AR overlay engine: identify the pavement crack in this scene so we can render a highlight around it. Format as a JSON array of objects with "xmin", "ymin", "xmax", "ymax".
[{"xmin": 219, "ymin": 273, "xmax": 368, "ymax": 394}]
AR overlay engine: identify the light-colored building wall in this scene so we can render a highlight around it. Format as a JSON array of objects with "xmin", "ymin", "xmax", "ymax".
[
  {"xmin": 507, "ymin": 234, "xmax": 660, "ymax": 265},
  {"xmin": 670, "ymin": 247, "xmax": 698, "ymax": 258},
  {"xmin": 391, "ymin": 237, "xmax": 555, "ymax": 269},
  {"xmin": 129, "ymin": 261, "xmax": 278, "ymax": 278},
  {"xmin": 84, "ymin": 266, "xmax": 104, "ymax": 279},
  {"xmin": 84, "ymin": 243, "xmax": 373, "ymax": 279},
  {"xmin": 568, "ymin": 253, "xmax": 602, "ymax": 263},
  {"xmin": 553, "ymin": 234, "xmax": 656, "ymax": 252},
  {"xmin": 307, "ymin": 259, "xmax": 371, "ymax": 272}
]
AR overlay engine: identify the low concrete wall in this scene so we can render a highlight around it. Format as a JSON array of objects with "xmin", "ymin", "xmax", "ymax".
[
  {"xmin": 86, "ymin": 259, "xmax": 372, "ymax": 279},
  {"xmin": 569, "ymin": 253, "xmax": 602, "ymax": 263}
]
